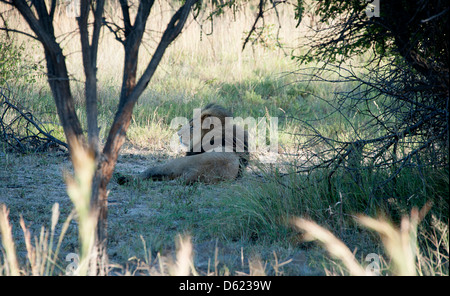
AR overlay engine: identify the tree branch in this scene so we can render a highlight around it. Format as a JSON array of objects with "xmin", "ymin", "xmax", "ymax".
[
  {"xmin": 103, "ymin": 0, "xmax": 198, "ymax": 169},
  {"xmin": 129, "ymin": 0, "xmax": 197, "ymax": 103},
  {"xmin": 242, "ymin": 0, "xmax": 265, "ymax": 51},
  {"xmin": 11, "ymin": 0, "xmax": 85, "ymax": 150},
  {"xmin": 0, "ymin": 27, "xmax": 39, "ymax": 40},
  {"xmin": 77, "ymin": 0, "xmax": 105, "ymax": 150},
  {"xmin": 118, "ymin": 0, "xmax": 132, "ymax": 37},
  {"xmin": 49, "ymin": 0, "xmax": 57, "ymax": 21}
]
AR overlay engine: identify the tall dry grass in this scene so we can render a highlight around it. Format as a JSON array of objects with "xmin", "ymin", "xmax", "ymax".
[
  {"xmin": 0, "ymin": 202, "xmax": 75, "ymax": 276},
  {"xmin": 0, "ymin": 205, "xmax": 20, "ymax": 275},
  {"xmin": 63, "ymin": 138, "xmax": 99, "ymax": 275},
  {"xmin": 0, "ymin": 135, "xmax": 447, "ymax": 276},
  {"xmin": 0, "ymin": 137, "xmax": 96, "ymax": 275},
  {"xmin": 293, "ymin": 202, "xmax": 443, "ymax": 276},
  {"xmin": 1, "ymin": 1, "xmax": 447, "ymax": 276}
]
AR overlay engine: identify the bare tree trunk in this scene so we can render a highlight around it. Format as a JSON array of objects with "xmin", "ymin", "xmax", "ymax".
[
  {"xmin": 13, "ymin": 0, "xmax": 85, "ymax": 149},
  {"xmin": 95, "ymin": 0, "xmax": 197, "ymax": 252},
  {"xmin": 78, "ymin": 0, "xmax": 105, "ymax": 152},
  {"xmin": 6, "ymin": 0, "xmax": 198, "ymax": 275},
  {"xmin": 77, "ymin": 0, "xmax": 107, "ymax": 273}
]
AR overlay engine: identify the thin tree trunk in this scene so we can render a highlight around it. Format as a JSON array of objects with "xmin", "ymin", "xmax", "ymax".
[
  {"xmin": 78, "ymin": 0, "xmax": 105, "ymax": 152},
  {"xmin": 8, "ymin": 0, "xmax": 198, "ymax": 276},
  {"xmin": 78, "ymin": 0, "xmax": 106, "ymax": 273},
  {"xmin": 93, "ymin": 0, "xmax": 198, "ymax": 263}
]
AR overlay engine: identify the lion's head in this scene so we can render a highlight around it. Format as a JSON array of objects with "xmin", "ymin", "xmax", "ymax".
[{"xmin": 177, "ymin": 104, "xmax": 249, "ymax": 174}]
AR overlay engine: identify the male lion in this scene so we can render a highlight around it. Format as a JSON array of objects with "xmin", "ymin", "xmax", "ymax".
[{"xmin": 116, "ymin": 104, "xmax": 249, "ymax": 184}]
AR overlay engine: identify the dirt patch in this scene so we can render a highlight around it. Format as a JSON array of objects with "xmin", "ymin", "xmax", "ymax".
[{"xmin": 0, "ymin": 149, "xmax": 322, "ymax": 275}]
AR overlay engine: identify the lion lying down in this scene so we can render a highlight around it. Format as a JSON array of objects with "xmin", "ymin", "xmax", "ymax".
[{"xmin": 116, "ymin": 104, "xmax": 249, "ymax": 184}]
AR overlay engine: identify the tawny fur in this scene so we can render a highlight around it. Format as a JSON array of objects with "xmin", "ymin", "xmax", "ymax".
[{"xmin": 116, "ymin": 104, "xmax": 249, "ymax": 185}]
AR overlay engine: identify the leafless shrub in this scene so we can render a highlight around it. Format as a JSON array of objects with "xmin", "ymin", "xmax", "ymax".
[
  {"xmin": 283, "ymin": 0, "xmax": 449, "ymax": 204},
  {"xmin": 0, "ymin": 86, "xmax": 67, "ymax": 153},
  {"xmin": 286, "ymin": 57, "xmax": 448, "ymax": 200}
]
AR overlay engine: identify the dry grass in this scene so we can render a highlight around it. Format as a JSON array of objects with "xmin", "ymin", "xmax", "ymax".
[
  {"xmin": 292, "ymin": 201, "xmax": 446, "ymax": 276},
  {"xmin": 0, "ymin": 205, "xmax": 20, "ymax": 275},
  {"xmin": 1, "ymin": 1, "xmax": 448, "ymax": 276}
]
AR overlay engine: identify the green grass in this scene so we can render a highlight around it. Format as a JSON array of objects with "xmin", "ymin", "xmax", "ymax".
[
  {"xmin": 1, "ymin": 1, "xmax": 448, "ymax": 276},
  {"xmin": 213, "ymin": 164, "xmax": 449, "ymax": 238}
]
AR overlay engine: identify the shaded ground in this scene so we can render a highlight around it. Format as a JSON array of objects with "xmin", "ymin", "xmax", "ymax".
[{"xmin": 0, "ymin": 148, "xmax": 323, "ymax": 275}]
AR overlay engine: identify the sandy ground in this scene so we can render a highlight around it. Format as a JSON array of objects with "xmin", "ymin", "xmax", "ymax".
[{"xmin": 0, "ymin": 147, "xmax": 320, "ymax": 275}]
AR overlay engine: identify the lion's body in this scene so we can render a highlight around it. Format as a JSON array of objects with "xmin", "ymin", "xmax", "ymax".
[
  {"xmin": 116, "ymin": 104, "xmax": 249, "ymax": 184},
  {"xmin": 138, "ymin": 152, "xmax": 241, "ymax": 184}
]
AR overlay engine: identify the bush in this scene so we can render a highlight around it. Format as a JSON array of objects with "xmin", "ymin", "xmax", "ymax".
[{"xmin": 0, "ymin": 34, "xmax": 42, "ymax": 86}]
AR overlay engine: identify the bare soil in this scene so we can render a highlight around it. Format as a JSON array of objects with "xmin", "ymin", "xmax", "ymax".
[{"xmin": 0, "ymin": 147, "xmax": 321, "ymax": 275}]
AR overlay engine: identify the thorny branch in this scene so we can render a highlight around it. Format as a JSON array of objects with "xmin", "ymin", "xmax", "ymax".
[
  {"xmin": 282, "ymin": 59, "xmax": 448, "ymax": 202},
  {"xmin": 0, "ymin": 86, "xmax": 67, "ymax": 153}
]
